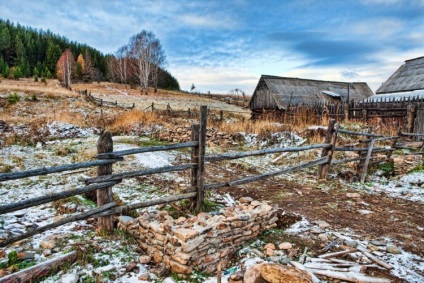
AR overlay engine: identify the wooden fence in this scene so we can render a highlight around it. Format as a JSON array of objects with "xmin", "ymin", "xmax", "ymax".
[
  {"xmin": 1, "ymin": 106, "xmax": 423, "ymax": 248},
  {"xmin": 79, "ymin": 90, "xmax": 135, "ymax": 110}
]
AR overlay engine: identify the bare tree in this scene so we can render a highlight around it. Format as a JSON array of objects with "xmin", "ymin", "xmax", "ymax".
[
  {"xmin": 150, "ymin": 40, "xmax": 166, "ymax": 93},
  {"xmin": 128, "ymin": 30, "xmax": 157, "ymax": 95},
  {"xmin": 116, "ymin": 45, "xmax": 129, "ymax": 85},
  {"xmin": 56, "ymin": 49, "xmax": 75, "ymax": 89}
]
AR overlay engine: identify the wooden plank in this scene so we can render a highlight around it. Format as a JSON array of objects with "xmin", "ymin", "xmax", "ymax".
[
  {"xmin": 205, "ymin": 156, "xmax": 329, "ymax": 190},
  {"xmin": 0, "ymin": 251, "xmax": 77, "ymax": 283},
  {"xmin": 0, "ymin": 203, "xmax": 116, "ymax": 247},
  {"xmin": 205, "ymin": 144, "xmax": 330, "ymax": 162},
  {"xmin": 0, "ymin": 159, "xmax": 120, "ymax": 182},
  {"xmin": 95, "ymin": 193, "xmax": 197, "ymax": 216},
  {"xmin": 196, "ymin": 106, "xmax": 207, "ymax": 212},
  {"xmin": 318, "ymin": 119, "xmax": 336, "ymax": 180},
  {"xmin": 83, "ymin": 164, "xmax": 196, "ymax": 184},
  {"xmin": 0, "ymin": 181, "xmax": 119, "ymax": 215},
  {"xmin": 311, "ymin": 270, "xmax": 391, "ymax": 283},
  {"xmin": 334, "ymin": 147, "xmax": 392, "ymax": 152},
  {"xmin": 95, "ymin": 141, "xmax": 199, "ymax": 159},
  {"xmin": 96, "ymin": 131, "xmax": 114, "ymax": 233},
  {"xmin": 360, "ymin": 139, "xmax": 376, "ymax": 183},
  {"xmin": 336, "ymin": 129, "xmax": 383, "ymax": 137}
]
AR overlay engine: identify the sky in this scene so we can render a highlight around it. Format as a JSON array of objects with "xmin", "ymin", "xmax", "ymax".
[{"xmin": 1, "ymin": 0, "xmax": 424, "ymax": 94}]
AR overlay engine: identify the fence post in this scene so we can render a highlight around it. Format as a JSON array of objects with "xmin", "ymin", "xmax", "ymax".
[
  {"xmin": 406, "ymin": 104, "xmax": 416, "ymax": 133},
  {"xmin": 196, "ymin": 106, "xmax": 207, "ymax": 212},
  {"xmin": 318, "ymin": 119, "xmax": 337, "ymax": 180},
  {"xmin": 96, "ymin": 131, "xmax": 114, "ymax": 233},
  {"xmin": 360, "ymin": 139, "xmax": 375, "ymax": 183},
  {"xmin": 220, "ymin": 110, "xmax": 224, "ymax": 121},
  {"xmin": 188, "ymin": 108, "xmax": 191, "ymax": 118},
  {"xmin": 190, "ymin": 123, "xmax": 200, "ymax": 209},
  {"xmin": 344, "ymin": 102, "xmax": 349, "ymax": 122},
  {"xmin": 362, "ymin": 109, "xmax": 367, "ymax": 123},
  {"xmin": 151, "ymin": 102, "xmax": 154, "ymax": 112}
]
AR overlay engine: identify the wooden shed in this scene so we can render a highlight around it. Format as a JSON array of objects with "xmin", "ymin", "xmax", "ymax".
[{"xmin": 249, "ymin": 75, "xmax": 373, "ymax": 113}]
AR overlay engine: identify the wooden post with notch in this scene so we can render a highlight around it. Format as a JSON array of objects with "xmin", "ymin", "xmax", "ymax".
[
  {"xmin": 96, "ymin": 131, "xmax": 114, "ymax": 233},
  {"xmin": 190, "ymin": 123, "xmax": 200, "ymax": 209},
  {"xmin": 196, "ymin": 106, "xmax": 207, "ymax": 212},
  {"xmin": 318, "ymin": 119, "xmax": 337, "ymax": 180}
]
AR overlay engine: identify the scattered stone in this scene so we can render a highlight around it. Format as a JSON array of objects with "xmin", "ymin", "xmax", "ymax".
[
  {"xmin": 162, "ymin": 277, "xmax": 177, "ymax": 283},
  {"xmin": 358, "ymin": 209, "xmax": 374, "ymax": 215},
  {"xmin": 278, "ymin": 242, "xmax": 292, "ymax": 250},
  {"xmin": 125, "ymin": 261, "xmax": 138, "ymax": 272},
  {"xmin": 316, "ymin": 220, "xmax": 330, "ymax": 228},
  {"xmin": 230, "ymin": 270, "xmax": 244, "ymax": 281},
  {"xmin": 370, "ymin": 240, "xmax": 386, "ymax": 246},
  {"xmin": 17, "ymin": 252, "xmax": 35, "ymax": 260},
  {"xmin": 43, "ymin": 249, "xmax": 52, "ymax": 257},
  {"xmin": 265, "ymin": 248, "xmax": 274, "ymax": 257},
  {"xmin": 264, "ymin": 243, "xmax": 276, "ymax": 250},
  {"xmin": 239, "ymin": 197, "xmax": 253, "ymax": 203},
  {"xmin": 138, "ymin": 255, "xmax": 152, "ymax": 264},
  {"xmin": 0, "ymin": 250, "xmax": 5, "ymax": 258},
  {"xmin": 386, "ymin": 245, "xmax": 402, "ymax": 254},
  {"xmin": 252, "ymin": 248, "xmax": 265, "ymax": 258},
  {"xmin": 318, "ymin": 234, "xmax": 328, "ymax": 242},
  {"xmin": 367, "ymin": 244, "xmax": 380, "ymax": 251},
  {"xmin": 60, "ymin": 273, "xmax": 79, "ymax": 283},
  {"xmin": 344, "ymin": 240, "xmax": 358, "ymax": 248},
  {"xmin": 118, "ymin": 216, "xmax": 134, "ymax": 226},
  {"xmin": 346, "ymin": 193, "xmax": 361, "ymax": 198},
  {"xmin": 150, "ymin": 265, "xmax": 170, "ymax": 277},
  {"xmin": 12, "ymin": 211, "xmax": 26, "ymax": 218},
  {"xmin": 243, "ymin": 263, "xmax": 264, "ymax": 283},
  {"xmin": 260, "ymin": 263, "xmax": 313, "ymax": 283},
  {"xmin": 40, "ymin": 239, "xmax": 56, "ymax": 250},
  {"xmin": 310, "ymin": 227, "xmax": 325, "ymax": 234},
  {"xmin": 138, "ymin": 273, "xmax": 150, "ymax": 281}
]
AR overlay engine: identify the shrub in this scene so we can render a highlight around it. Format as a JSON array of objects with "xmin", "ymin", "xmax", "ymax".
[{"xmin": 7, "ymin": 93, "xmax": 20, "ymax": 104}]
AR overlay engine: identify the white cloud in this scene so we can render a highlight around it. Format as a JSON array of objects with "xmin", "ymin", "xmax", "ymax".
[{"xmin": 178, "ymin": 13, "xmax": 236, "ymax": 29}]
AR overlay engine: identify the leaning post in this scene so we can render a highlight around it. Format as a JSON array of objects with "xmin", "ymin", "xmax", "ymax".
[
  {"xmin": 190, "ymin": 123, "xmax": 200, "ymax": 209},
  {"xmin": 318, "ymin": 119, "xmax": 337, "ymax": 180},
  {"xmin": 96, "ymin": 131, "xmax": 114, "ymax": 233},
  {"xmin": 196, "ymin": 106, "xmax": 207, "ymax": 212}
]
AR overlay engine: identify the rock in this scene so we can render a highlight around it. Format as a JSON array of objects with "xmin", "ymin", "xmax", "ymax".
[
  {"xmin": 239, "ymin": 197, "xmax": 253, "ymax": 203},
  {"xmin": 230, "ymin": 270, "xmax": 245, "ymax": 280},
  {"xmin": 244, "ymin": 263, "xmax": 264, "ymax": 283},
  {"xmin": 0, "ymin": 250, "xmax": 5, "ymax": 258},
  {"xmin": 367, "ymin": 244, "xmax": 380, "ymax": 251},
  {"xmin": 17, "ymin": 252, "xmax": 35, "ymax": 260},
  {"xmin": 40, "ymin": 239, "xmax": 56, "ymax": 249},
  {"xmin": 346, "ymin": 193, "xmax": 361, "ymax": 198},
  {"xmin": 172, "ymin": 228, "xmax": 199, "ymax": 241},
  {"xmin": 150, "ymin": 265, "xmax": 170, "ymax": 277},
  {"xmin": 264, "ymin": 243, "xmax": 276, "ymax": 250},
  {"xmin": 310, "ymin": 227, "xmax": 325, "ymax": 234},
  {"xmin": 315, "ymin": 220, "xmax": 330, "ymax": 228},
  {"xmin": 162, "ymin": 277, "xmax": 177, "ymax": 283},
  {"xmin": 251, "ymin": 201, "xmax": 262, "ymax": 206},
  {"xmin": 265, "ymin": 248, "xmax": 274, "ymax": 256},
  {"xmin": 170, "ymin": 261, "xmax": 192, "ymax": 274},
  {"xmin": 125, "ymin": 261, "xmax": 138, "ymax": 272},
  {"xmin": 370, "ymin": 240, "xmax": 386, "ymax": 246},
  {"xmin": 43, "ymin": 249, "xmax": 52, "ymax": 257},
  {"xmin": 260, "ymin": 263, "xmax": 313, "ymax": 283},
  {"xmin": 138, "ymin": 255, "xmax": 152, "ymax": 264},
  {"xmin": 60, "ymin": 273, "xmax": 79, "ymax": 283},
  {"xmin": 138, "ymin": 273, "xmax": 150, "ymax": 281},
  {"xmin": 386, "ymin": 245, "xmax": 402, "ymax": 254},
  {"xmin": 119, "ymin": 216, "xmax": 134, "ymax": 225},
  {"xmin": 344, "ymin": 240, "xmax": 358, "ymax": 248},
  {"xmin": 318, "ymin": 233, "xmax": 328, "ymax": 242},
  {"xmin": 278, "ymin": 242, "xmax": 292, "ymax": 250}
]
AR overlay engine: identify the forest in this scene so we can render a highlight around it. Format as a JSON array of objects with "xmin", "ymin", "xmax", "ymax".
[{"xmin": 0, "ymin": 19, "xmax": 179, "ymax": 91}]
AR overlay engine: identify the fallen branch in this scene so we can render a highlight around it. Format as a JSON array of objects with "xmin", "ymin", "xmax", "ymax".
[
  {"xmin": 0, "ymin": 251, "xmax": 77, "ymax": 283},
  {"xmin": 311, "ymin": 269, "xmax": 391, "ymax": 283},
  {"xmin": 357, "ymin": 245, "xmax": 394, "ymax": 270}
]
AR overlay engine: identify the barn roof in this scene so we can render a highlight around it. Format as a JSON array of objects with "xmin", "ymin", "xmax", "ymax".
[
  {"xmin": 376, "ymin": 56, "xmax": 424, "ymax": 94},
  {"xmin": 362, "ymin": 89, "xmax": 424, "ymax": 103},
  {"xmin": 252, "ymin": 75, "xmax": 373, "ymax": 109}
]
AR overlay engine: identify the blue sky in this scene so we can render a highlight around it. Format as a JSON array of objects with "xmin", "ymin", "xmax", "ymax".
[{"xmin": 1, "ymin": 0, "xmax": 424, "ymax": 94}]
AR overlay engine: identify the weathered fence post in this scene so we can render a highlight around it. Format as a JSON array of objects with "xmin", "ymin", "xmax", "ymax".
[
  {"xmin": 151, "ymin": 102, "xmax": 154, "ymax": 112},
  {"xmin": 220, "ymin": 110, "xmax": 224, "ymax": 121},
  {"xmin": 190, "ymin": 123, "xmax": 200, "ymax": 208},
  {"xmin": 360, "ymin": 139, "xmax": 375, "ymax": 183},
  {"xmin": 362, "ymin": 109, "xmax": 367, "ymax": 123},
  {"xmin": 318, "ymin": 119, "xmax": 337, "ymax": 180},
  {"xmin": 196, "ymin": 106, "xmax": 207, "ymax": 212},
  {"xmin": 188, "ymin": 108, "xmax": 191, "ymax": 118},
  {"xmin": 344, "ymin": 102, "xmax": 349, "ymax": 122},
  {"xmin": 406, "ymin": 104, "xmax": 416, "ymax": 133},
  {"xmin": 96, "ymin": 131, "xmax": 114, "ymax": 233}
]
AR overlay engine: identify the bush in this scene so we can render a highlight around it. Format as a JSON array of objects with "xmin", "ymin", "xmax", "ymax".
[
  {"xmin": 34, "ymin": 75, "xmax": 38, "ymax": 82},
  {"xmin": 7, "ymin": 93, "xmax": 20, "ymax": 104}
]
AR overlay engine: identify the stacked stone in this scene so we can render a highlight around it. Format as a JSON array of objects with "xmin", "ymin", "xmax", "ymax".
[
  {"xmin": 155, "ymin": 126, "xmax": 241, "ymax": 146},
  {"xmin": 119, "ymin": 198, "xmax": 278, "ymax": 275},
  {"xmin": 393, "ymin": 154, "xmax": 422, "ymax": 175}
]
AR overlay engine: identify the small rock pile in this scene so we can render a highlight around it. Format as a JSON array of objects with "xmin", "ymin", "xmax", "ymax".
[
  {"xmin": 392, "ymin": 154, "xmax": 422, "ymax": 175},
  {"xmin": 118, "ymin": 198, "xmax": 278, "ymax": 275},
  {"xmin": 155, "ymin": 126, "xmax": 242, "ymax": 146}
]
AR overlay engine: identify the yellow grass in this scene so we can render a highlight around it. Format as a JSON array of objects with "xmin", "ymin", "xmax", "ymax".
[{"xmin": 108, "ymin": 110, "xmax": 160, "ymax": 134}]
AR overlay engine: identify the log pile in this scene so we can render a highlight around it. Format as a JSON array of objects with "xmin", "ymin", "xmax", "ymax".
[
  {"xmin": 392, "ymin": 154, "xmax": 422, "ymax": 175},
  {"xmin": 118, "ymin": 198, "xmax": 278, "ymax": 275},
  {"xmin": 155, "ymin": 126, "xmax": 242, "ymax": 147}
]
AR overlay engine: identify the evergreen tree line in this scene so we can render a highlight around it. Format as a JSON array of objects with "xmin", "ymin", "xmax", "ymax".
[{"xmin": 0, "ymin": 19, "xmax": 179, "ymax": 91}]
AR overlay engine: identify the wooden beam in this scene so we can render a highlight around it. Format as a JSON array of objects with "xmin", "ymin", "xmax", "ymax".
[
  {"xmin": 83, "ymin": 164, "xmax": 196, "ymax": 184},
  {"xmin": 95, "ymin": 141, "xmax": 199, "ymax": 159},
  {"xmin": 360, "ymin": 139, "xmax": 376, "ymax": 183},
  {"xmin": 0, "ymin": 203, "xmax": 116, "ymax": 247},
  {"xmin": 96, "ymin": 131, "xmax": 114, "ymax": 233},
  {"xmin": 0, "ymin": 252, "xmax": 78, "ymax": 283},
  {"xmin": 336, "ymin": 129, "xmax": 383, "ymax": 137},
  {"xmin": 0, "ymin": 181, "xmax": 119, "ymax": 215},
  {"xmin": 318, "ymin": 119, "xmax": 337, "ymax": 180},
  {"xmin": 205, "ymin": 144, "xmax": 330, "ymax": 162},
  {"xmin": 0, "ymin": 159, "xmax": 120, "ymax": 182}
]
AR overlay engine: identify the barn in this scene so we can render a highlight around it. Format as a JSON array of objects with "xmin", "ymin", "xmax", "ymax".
[{"xmin": 248, "ymin": 75, "xmax": 373, "ymax": 116}]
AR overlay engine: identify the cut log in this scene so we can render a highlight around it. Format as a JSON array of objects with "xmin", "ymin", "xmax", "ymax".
[
  {"xmin": 357, "ymin": 246, "xmax": 394, "ymax": 270},
  {"xmin": 318, "ymin": 249, "xmax": 354, "ymax": 259},
  {"xmin": 311, "ymin": 269, "xmax": 391, "ymax": 283},
  {"xmin": 0, "ymin": 251, "xmax": 77, "ymax": 283}
]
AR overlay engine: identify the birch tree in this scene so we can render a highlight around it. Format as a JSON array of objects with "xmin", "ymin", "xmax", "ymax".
[
  {"xmin": 56, "ymin": 49, "xmax": 75, "ymax": 89},
  {"xmin": 150, "ymin": 39, "xmax": 166, "ymax": 93}
]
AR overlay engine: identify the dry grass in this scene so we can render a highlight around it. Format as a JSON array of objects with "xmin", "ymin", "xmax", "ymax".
[{"xmin": 108, "ymin": 110, "xmax": 160, "ymax": 134}]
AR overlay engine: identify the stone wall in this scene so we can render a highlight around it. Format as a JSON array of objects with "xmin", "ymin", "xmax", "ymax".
[{"xmin": 118, "ymin": 198, "xmax": 278, "ymax": 275}]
